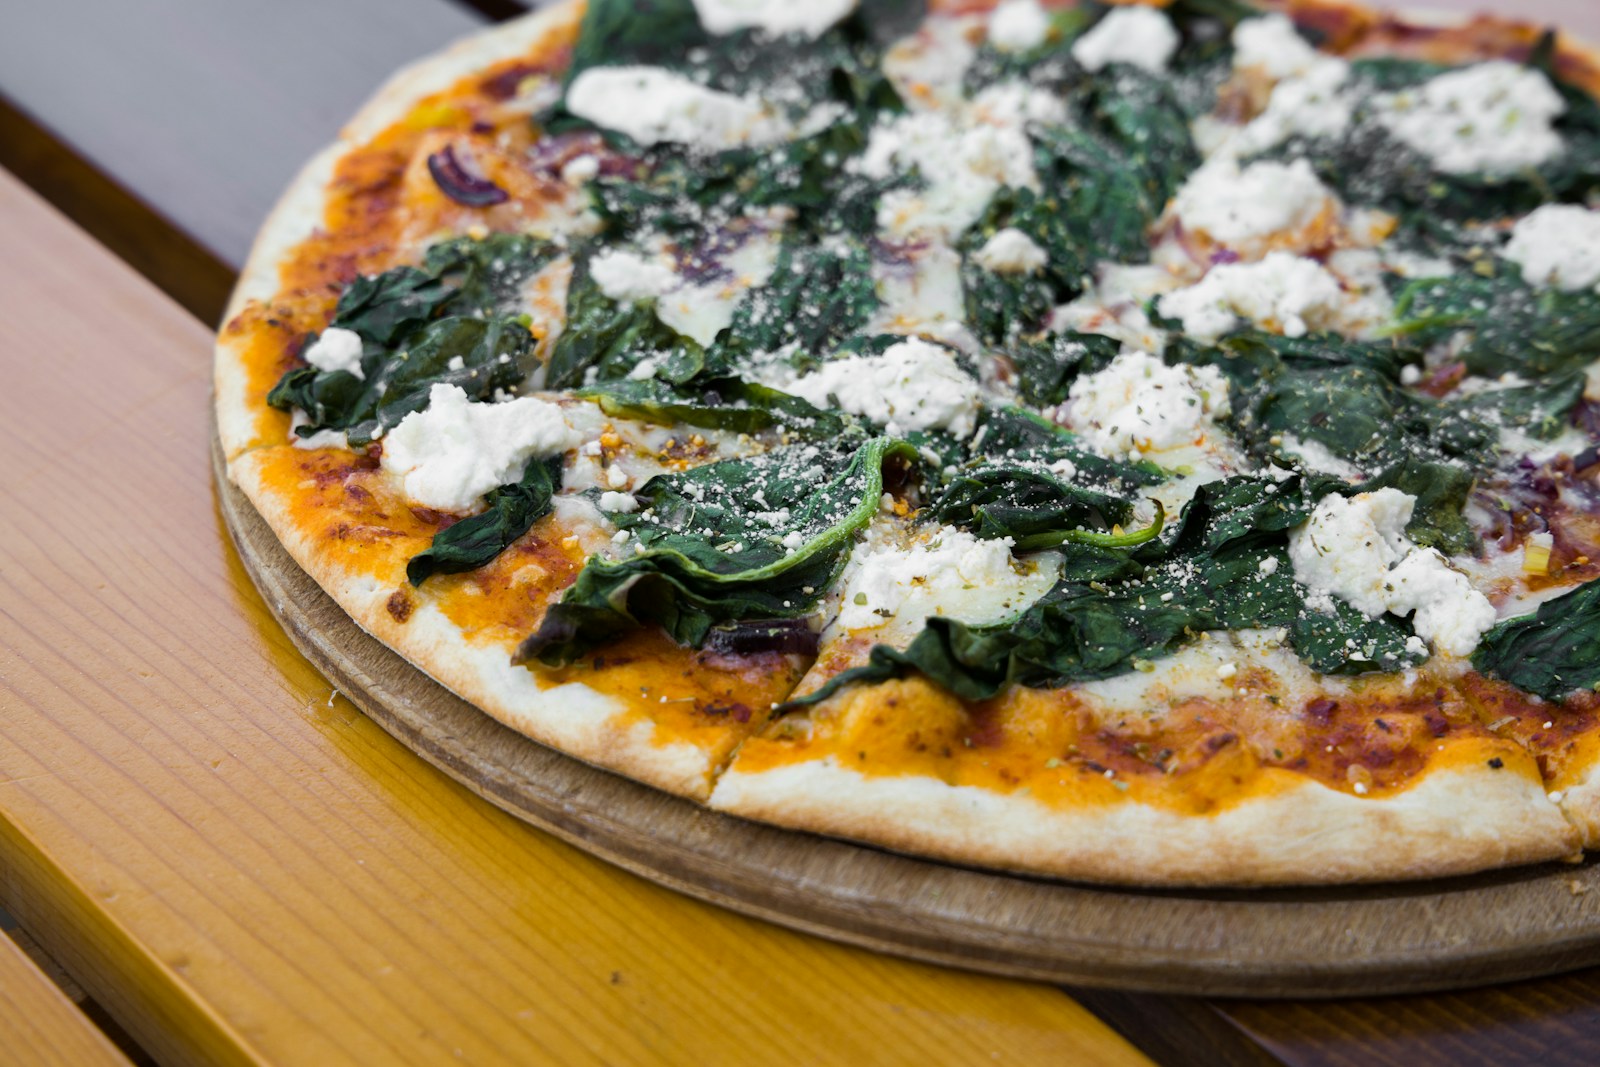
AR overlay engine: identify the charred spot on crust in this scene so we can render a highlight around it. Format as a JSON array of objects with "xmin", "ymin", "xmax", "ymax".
[{"xmin": 386, "ymin": 589, "xmax": 414, "ymax": 623}]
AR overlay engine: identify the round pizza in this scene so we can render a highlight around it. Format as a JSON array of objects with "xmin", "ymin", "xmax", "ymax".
[{"xmin": 216, "ymin": 0, "xmax": 1600, "ymax": 885}]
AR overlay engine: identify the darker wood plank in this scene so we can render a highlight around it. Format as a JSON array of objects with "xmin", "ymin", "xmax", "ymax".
[
  {"xmin": 0, "ymin": 0, "xmax": 487, "ymax": 290},
  {"xmin": 1069, "ymin": 988, "xmax": 1287, "ymax": 1067},
  {"xmin": 1211, "ymin": 968, "xmax": 1600, "ymax": 1067}
]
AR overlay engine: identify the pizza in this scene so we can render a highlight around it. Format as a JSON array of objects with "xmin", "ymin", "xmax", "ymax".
[{"xmin": 216, "ymin": 0, "xmax": 1600, "ymax": 886}]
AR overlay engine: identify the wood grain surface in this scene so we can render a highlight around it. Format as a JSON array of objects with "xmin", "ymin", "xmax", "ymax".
[
  {"xmin": 0, "ymin": 930, "xmax": 133, "ymax": 1067},
  {"xmin": 216, "ymin": 429, "xmax": 1600, "ymax": 998},
  {"xmin": 0, "ymin": 165, "xmax": 1152, "ymax": 1067}
]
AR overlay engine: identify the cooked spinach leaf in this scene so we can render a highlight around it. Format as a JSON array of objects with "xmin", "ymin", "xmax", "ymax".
[
  {"xmin": 406, "ymin": 456, "xmax": 562, "ymax": 586},
  {"xmin": 1473, "ymin": 579, "xmax": 1600, "ymax": 701},
  {"xmin": 267, "ymin": 235, "xmax": 557, "ymax": 445},
  {"xmin": 268, "ymin": 316, "xmax": 534, "ymax": 447},
  {"xmin": 1364, "ymin": 459, "xmax": 1478, "ymax": 556},
  {"xmin": 543, "ymin": 256, "xmax": 706, "ymax": 389},
  {"xmin": 577, "ymin": 376, "xmax": 846, "ymax": 436},
  {"xmin": 1391, "ymin": 270, "xmax": 1600, "ymax": 379},
  {"xmin": 519, "ymin": 436, "xmax": 918, "ymax": 664}
]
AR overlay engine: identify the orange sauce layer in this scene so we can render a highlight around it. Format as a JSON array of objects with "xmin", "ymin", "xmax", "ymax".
[{"xmin": 736, "ymin": 673, "xmax": 1552, "ymax": 815}]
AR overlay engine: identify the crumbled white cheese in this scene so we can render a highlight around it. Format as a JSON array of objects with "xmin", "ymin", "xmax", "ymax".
[
  {"xmin": 1289, "ymin": 489, "xmax": 1496, "ymax": 657},
  {"xmin": 972, "ymin": 227, "xmax": 1048, "ymax": 274},
  {"xmin": 302, "ymin": 326, "xmax": 365, "ymax": 380},
  {"xmin": 833, "ymin": 525, "xmax": 1055, "ymax": 634},
  {"xmin": 381, "ymin": 384, "xmax": 582, "ymax": 512},
  {"xmin": 1064, "ymin": 350, "xmax": 1230, "ymax": 459},
  {"xmin": 1071, "ymin": 6, "xmax": 1179, "ymax": 74},
  {"xmin": 1231, "ymin": 58, "xmax": 1352, "ymax": 156},
  {"xmin": 598, "ymin": 490, "xmax": 639, "ymax": 513},
  {"xmin": 1216, "ymin": 662, "xmax": 1238, "ymax": 681},
  {"xmin": 566, "ymin": 66, "xmax": 811, "ymax": 151},
  {"xmin": 1232, "ymin": 14, "xmax": 1320, "ymax": 80},
  {"xmin": 1504, "ymin": 204, "xmax": 1600, "ymax": 291},
  {"xmin": 691, "ymin": 0, "xmax": 856, "ymax": 38},
  {"xmin": 1258, "ymin": 556, "xmax": 1280, "ymax": 576},
  {"xmin": 1172, "ymin": 158, "xmax": 1334, "ymax": 247},
  {"xmin": 589, "ymin": 249, "xmax": 677, "ymax": 303},
  {"xmin": 1373, "ymin": 61, "xmax": 1565, "ymax": 176},
  {"xmin": 784, "ymin": 338, "xmax": 982, "ymax": 438},
  {"xmin": 988, "ymin": 0, "xmax": 1051, "ymax": 53},
  {"xmin": 859, "ymin": 108, "xmax": 1038, "ymax": 239},
  {"xmin": 1157, "ymin": 252, "xmax": 1348, "ymax": 341}
]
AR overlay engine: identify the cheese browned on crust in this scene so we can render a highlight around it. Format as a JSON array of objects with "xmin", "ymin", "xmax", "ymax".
[{"xmin": 218, "ymin": 0, "xmax": 1600, "ymax": 882}]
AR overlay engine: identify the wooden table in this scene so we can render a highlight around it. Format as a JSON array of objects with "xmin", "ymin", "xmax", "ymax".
[{"xmin": 2, "ymin": 2, "xmax": 1599, "ymax": 1065}]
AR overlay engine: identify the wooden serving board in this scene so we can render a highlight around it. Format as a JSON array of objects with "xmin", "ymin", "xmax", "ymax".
[{"xmin": 214, "ymin": 439, "xmax": 1600, "ymax": 999}]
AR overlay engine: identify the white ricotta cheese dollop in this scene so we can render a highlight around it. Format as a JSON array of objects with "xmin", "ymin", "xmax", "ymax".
[
  {"xmin": 784, "ymin": 338, "xmax": 983, "ymax": 438},
  {"xmin": 1071, "ymin": 5, "xmax": 1179, "ymax": 74},
  {"xmin": 566, "ymin": 66, "xmax": 801, "ymax": 151},
  {"xmin": 1504, "ymin": 204, "xmax": 1600, "ymax": 292},
  {"xmin": 381, "ymin": 384, "xmax": 582, "ymax": 513},
  {"xmin": 302, "ymin": 326, "xmax": 365, "ymax": 380},
  {"xmin": 691, "ymin": 0, "xmax": 856, "ymax": 38},
  {"xmin": 972, "ymin": 227, "xmax": 1048, "ymax": 274},
  {"xmin": 1157, "ymin": 252, "xmax": 1348, "ymax": 342},
  {"xmin": 1231, "ymin": 14, "xmax": 1320, "ymax": 80},
  {"xmin": 858, "ymin": 107, "xmax": 1038, "ymax": 239},
  {"xmin": 1064, "ymin": 350, "xmax": 1230, "ymax": 459},
  {"xmin": 1172, "ymin": 158, "xmax": 1334, "ymax": 247},
  {"xmin": 1231, "ymin": 58, "xmax": 1352, "ymax": 156},
  {"xmin": 988, "ymin": 0, "xmax": 1051, "ymax": 53},
  {"xmin": 1288, "ymin": 489, "xmax": 1496, "ymax": 657},
  {"xmin": 1373, "ymin": 61, "xmax": 1565, "ymax": 176}
]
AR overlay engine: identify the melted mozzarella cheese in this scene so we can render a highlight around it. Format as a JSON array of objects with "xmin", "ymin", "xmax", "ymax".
[{"xmin": 830, "ymin": 522, "xmax": 1058, "ymax": 640}]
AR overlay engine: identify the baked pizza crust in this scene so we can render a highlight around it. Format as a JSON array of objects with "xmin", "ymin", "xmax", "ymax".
[
  {"xmin": 214, "ymin": 0, "xmax": 1600, "ymax": 883},
  {"xmin": 711, "ymin": 755, "xmax": 1578, "ymax": 887}
]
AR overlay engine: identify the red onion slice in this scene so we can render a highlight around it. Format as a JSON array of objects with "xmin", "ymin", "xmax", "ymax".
[{"xmin": 427, "ymin": 144, "xmax": 509, "ymax": 207}]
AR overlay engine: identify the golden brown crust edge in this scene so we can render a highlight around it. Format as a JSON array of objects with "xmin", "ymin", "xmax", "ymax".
[{"xmin": 709, "ymin": 757, "xmax": 1580, "ymax": 887}]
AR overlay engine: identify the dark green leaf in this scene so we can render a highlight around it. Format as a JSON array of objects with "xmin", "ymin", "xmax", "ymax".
[
  {"xmin": 1473, "ymin": 579, "xmax": 1600, "ymax": 701},
  {"xmin": 576, "ymin": 376, "xmax": 846, "ymax": 436},
  {"xmin": 407, "ymin": 456, "xmax": 562, "ymax": 585},
  {"xmin": 518, "ymin": 436, "xmax": 918, "ymax": 664}
]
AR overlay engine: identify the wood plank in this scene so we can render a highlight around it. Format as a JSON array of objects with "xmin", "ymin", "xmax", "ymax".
[
  {"xmin": 0, "ymin": 164, "xmax": 1150, "ymax": 1067},
  {"xmin": 0, "ymin": 929, "xmax": 133, "ymax": 1067},
  {"xmin": 1216, "ymin": 971, "xmax": 1600, "ymax": 1067}
]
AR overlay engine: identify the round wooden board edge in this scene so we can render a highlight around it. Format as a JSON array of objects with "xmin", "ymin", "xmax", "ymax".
[{"xmin": 212, "ymin": 434, "xmax": 1600, "ymax": 998}]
